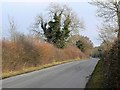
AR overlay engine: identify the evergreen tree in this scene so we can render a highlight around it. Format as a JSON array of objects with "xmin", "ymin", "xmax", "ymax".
[
  {"xmin": 40, "ymin": 11, "xmax": 70, "ymax": 48},
  {"xmin": 76, "ymin": 40, "xmax": 84, "ymax": 52},
  {"xmin": 32, "ymin": 4, "xmax": 84, "ymax": 48}
]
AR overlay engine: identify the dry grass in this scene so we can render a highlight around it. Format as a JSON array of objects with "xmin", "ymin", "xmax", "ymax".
[{"xmin": 2, "ymin": 58, "xmax": 80, "ymax": 79}]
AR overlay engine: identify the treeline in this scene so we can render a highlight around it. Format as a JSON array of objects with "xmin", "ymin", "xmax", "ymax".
[{"xmin": 2, "ymin": 4, "xmax": 93, "ymax": 74}]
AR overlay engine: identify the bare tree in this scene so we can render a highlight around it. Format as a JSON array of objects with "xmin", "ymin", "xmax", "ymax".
[
  {"xmin": 90, "ymin": 0, "xmax": 120, "ymax": 41},
  {"xmin": 48, "ymin": 3, "xmax": 84, "ymax": 33},
  {"xmin": 8, "ymin": 17, "xmax": 17, "ymax": 42},
  {"xmin": 32, "ymin": 3, "xmax": 84, "ymax": 37},
  {"xmin": 90, "ymin": 1, "xmax": 120, "ymax": 88},
  {"xmin": 98, "ymin": 23, "xmax": 117, "ymax": 45}
]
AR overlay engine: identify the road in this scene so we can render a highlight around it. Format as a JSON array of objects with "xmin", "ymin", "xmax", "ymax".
[{"xmin": 2, "ymin": 58, "xmax": 99, "ymax": 88}]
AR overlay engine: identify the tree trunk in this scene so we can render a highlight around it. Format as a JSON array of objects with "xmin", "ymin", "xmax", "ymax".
[
  {"xmin": 117, "ymin": 12, "xmax": 120, "ymax": 42},
  {"xmin": 117, "ymin": 9, "xmax": 120, "ymax": 89}
]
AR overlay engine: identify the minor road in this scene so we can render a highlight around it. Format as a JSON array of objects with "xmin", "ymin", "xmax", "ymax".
[{"xmin": 2, "ymin": 58, "xmax": 99, "ymax": 88}]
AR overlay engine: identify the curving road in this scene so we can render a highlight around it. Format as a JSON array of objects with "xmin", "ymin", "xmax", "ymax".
[{"xmin": 2, "ymin": 58, "xmax": 99, "ymax": 88}]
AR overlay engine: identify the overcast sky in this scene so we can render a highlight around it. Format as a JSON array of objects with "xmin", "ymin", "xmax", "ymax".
[{"xmin": 2, "ymin": 1, "xmax": 102, "ymax": 46}]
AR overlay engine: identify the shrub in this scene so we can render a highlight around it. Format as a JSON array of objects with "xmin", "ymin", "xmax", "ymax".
[{"xmin": 2, "ymin": 36, "xmax": 85, "ymax": 73}]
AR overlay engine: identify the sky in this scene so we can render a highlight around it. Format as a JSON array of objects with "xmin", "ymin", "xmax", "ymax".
[{"xmin": 2, "ymin": 0, "xmax": 102, "ymax": 46}]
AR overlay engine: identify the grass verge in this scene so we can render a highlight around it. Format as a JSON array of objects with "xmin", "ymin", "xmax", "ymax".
[
  {"xmin": 2, "ymin": 58, "xmax": 81, "ymax": 79},
  {"xmin": 85, "ymin": 59, "xmax": 105, "ymax": 88}
]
